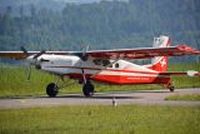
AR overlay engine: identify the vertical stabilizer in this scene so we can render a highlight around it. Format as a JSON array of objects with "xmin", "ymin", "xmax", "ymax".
[{"xmin": 145, "ymin": 36, "xmax": 171, "ymax": 72}]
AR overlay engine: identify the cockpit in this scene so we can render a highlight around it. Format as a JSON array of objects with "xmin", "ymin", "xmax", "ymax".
[{"xmin": 93, "ymin": 59, "xmax": 120, "ymax": 69}]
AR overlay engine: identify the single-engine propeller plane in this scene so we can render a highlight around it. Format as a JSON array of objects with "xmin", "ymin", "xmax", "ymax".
[{"xmin": 0, "ymin": 35, "xmax": 200, "ymax": 97}]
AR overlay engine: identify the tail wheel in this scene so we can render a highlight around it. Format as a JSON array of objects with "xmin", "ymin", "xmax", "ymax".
[
  {"xmin": 165, "ymin": 81, "xmax": 175, "ymax": 92},
  {"xmin": 46, "ymin": 83, "xmax": 59, "ymax": 97},
  {"xmin": 82, "ymin": 82, "xmax": 94, "ymax": 97}
]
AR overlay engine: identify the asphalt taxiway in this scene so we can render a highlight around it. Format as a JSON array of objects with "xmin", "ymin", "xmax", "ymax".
[{"xmin": 0, "ymin": 88, "xmax": 199, "ymax": 109}]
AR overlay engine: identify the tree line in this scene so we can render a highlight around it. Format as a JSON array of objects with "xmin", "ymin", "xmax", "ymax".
[{"xmin": 0, "ymin": 0, "xmax": 199, "ymax": 55}]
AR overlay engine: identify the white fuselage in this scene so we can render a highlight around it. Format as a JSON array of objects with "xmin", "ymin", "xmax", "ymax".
[
  {"xmin": 32, "ymin": 54, "xmax": 156, "ymax": 76},
  {"xmin": 25, "ymin": 54, "xmax": 172, "ymax": 85}
]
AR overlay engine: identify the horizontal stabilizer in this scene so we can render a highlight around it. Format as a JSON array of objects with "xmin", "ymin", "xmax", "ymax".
[
  {"xmin": 159, "ymin": 70, "xmax": 200, "ymax": 77},
  {"xmin": 187, "ymin": 70, "xmax": 200, "ymax": 77}
]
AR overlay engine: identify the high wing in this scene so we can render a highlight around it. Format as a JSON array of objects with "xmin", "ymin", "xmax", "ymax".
[
  {"xmin": 85, "ymin": 44, "xmax": 200, "ymax": 59},
  {"xmin": 0, "ymin": 44, "xmax": 200, "ymax": 60},
  {"xmin": 0, "ymin": 51, "xmax": 75, "ymax": 60}
]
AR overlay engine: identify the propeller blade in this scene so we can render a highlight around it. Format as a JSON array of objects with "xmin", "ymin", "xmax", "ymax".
[
  {"xmin": 24, "ymin": 64, "xmax": 32, "ymax": 81},
  {"xmin": 84, "ymin": 45, "xmax": 90, "ymax": 53},
  {"xmin": 33, "ymin": 50, "xmax": 45, "ymax": 59},
  {"xmin": 20, "ymin": 46, "xmax": 27, "ymax": 53},
  {"xmin": 20, "ymin": 46, "xmax": 29, "ymax": 58},
  {"xmin": 81, "ymin": 45, "xmax": 90, "ymax": 61},
  {"xmin": 27, "ymin": 65, "xmax": 32, "ymax": 80}
]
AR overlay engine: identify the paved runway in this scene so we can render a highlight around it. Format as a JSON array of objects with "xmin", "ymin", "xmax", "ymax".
[{"xmin": 0, "ymin": 88, "xmax": 200, "ymax": 109}]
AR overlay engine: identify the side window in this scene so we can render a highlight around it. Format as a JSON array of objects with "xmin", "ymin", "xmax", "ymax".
[
  {"xmin": 102, "ymin": 60, "xmax": 110, "ymax": 66},
  {"xmin": 115, "ymin": 63, "xmax": 119, "ymax": 68},
  {"xmin": 93, "ymin": 59, "xmax": 101, "ymax": 65},
  {"xmin": 108, "ymin": 64, "xmax": 113, "ymax": 68},
  {"xmin": 93, "ymin": 59, "xmax": 111, "ymax": 67}
]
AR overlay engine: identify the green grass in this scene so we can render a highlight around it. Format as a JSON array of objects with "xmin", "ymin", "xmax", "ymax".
[
  {"xmin": 0, "ymin": 105, "xmax": 199, "ymax": 134},
  {"xmin": 165, "ymin": 94, "xmax": 200, "ymax": 101},
  {"xmin": 168, "ymin": 63, "xmax": 200, "ymax": 88},
  {"xmin": 0, "ymin": 63, "xmax": 200, "ymax": 97},
  {"xmin": 0, "ymin": 65, "xmax": 83, "ymax": 97}
]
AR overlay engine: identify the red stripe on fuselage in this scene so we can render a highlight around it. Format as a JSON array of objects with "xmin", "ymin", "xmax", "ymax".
[
  {"xmin": 45, "ymin": 65, "xmax": 170, "ymax": 85},
  {"xmin": 67, "ymin": 73, "xmax": 170, "ymax": 85}
]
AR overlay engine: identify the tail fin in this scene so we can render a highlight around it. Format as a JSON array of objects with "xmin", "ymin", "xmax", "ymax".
[
  {"xmin": 149, "ymin": 56, "xmax": 168, "ymax": 72},
  {"xmin": 146, "ymin": 36, "xmax": 171, "ymax": 72}
]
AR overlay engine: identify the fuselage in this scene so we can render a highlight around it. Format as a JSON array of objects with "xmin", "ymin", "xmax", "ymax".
[
  {"xmin": 30, "ymin": 54, "xmax": 170, "ymax": 85},
  {"xmin": 24, "ymin": 36, "xmax": 173, "ymax": 85}
]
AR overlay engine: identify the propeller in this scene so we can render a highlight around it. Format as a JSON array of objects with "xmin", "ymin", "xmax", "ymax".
[
  {"xmin": 20, "ymin": 47, "xmax": 45, "ymax": 80},
  {"xmin": 20, "ymin": 47, "xmax": 31, "ymax": 80},
  {"xmin": 77, "ymin": 45, "xmax": 90, "ymax": 61},
  {"xmin": 33, "ymin": 50, "xmax": 46, "ymax": 59}
]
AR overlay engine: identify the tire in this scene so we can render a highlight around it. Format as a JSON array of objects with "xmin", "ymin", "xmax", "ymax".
[
  {"xmin": 46, "ymin": 83, "xmax": 58, "ymax": 97},
  {"xmin": 169, "ymin": 86, "xmax": 175, "ymax": 92},
  {"xmin": 82, "ymin": 83, "xmax": 94, "ymax": 97}
]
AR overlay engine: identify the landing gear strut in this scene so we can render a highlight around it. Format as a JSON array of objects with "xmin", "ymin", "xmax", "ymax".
[
  {"xmin": 46, "ymin": 83, "xmax": 59, "ymax": 97},
  {"xmin": 81, "ymin": 69, "xmax": 95, "ymax": 97},
  {"xmin": 82, "ymin": 81, "xmax": 94, "ymax": 97}
]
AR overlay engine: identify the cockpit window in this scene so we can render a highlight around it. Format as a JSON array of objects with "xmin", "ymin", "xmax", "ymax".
[
  {"xmin": 93, "ymin": 59, "xmax": 101, "ymax": 65},
  {"xmin": 93, "ymin": 59, "xmax": 111, "ymax": 67}
]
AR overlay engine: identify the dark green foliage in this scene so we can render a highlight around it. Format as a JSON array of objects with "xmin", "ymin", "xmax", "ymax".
[
  {"xmin": 0, "ymin": 0, "xmax": 200, "ymax": 50},
  {"xmin": 0, "ymin": 0, "xmax": 200, "ymax": 61}
]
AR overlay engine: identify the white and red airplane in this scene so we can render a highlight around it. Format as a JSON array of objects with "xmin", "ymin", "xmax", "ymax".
[{"xmin": 0, "ymin": 35, "xmax": 200, "ymax": 97}]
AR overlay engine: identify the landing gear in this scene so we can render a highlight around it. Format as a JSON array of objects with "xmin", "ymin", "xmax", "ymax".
[
  {"xmin": 45, "ymin": 69, "xmax": 95, "ymax": 97},
  {"xmin": 81, "ymin": 69, "xmax": 95, "ymax": 97},
  {"xmin": 82, "ymin": 81, "xmax": 94, "ymax": 97},
  {"xmin": 165, "ymin": 82, "xmax": 175, "ymax": 92},
  {"xmin": 46, "ymin": 83, "xmax": 59, "ymax": 97},
  {"xmin": 164, "ymin": 80, "xmax": 175, "ymax": 92},
  {"xmin": 168, "ymin": 85, "xmax": 175, "ymax": 92}
]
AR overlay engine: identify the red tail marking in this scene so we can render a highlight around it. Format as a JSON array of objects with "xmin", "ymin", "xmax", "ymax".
[{"xmin": 147, "ymin": 38, "xmax": 171, "ymax": 72}]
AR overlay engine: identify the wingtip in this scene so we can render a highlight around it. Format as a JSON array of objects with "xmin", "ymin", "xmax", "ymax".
[{"xmin": 177, "ymin": 44, "xmax": 200, "ymax": 55}]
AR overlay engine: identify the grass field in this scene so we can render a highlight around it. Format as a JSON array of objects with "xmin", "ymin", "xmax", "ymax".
[
  {"xmin": 0, "ymin": 105, "xmax": 199, "ymax": 134},
  {"xmin": 0, "ymin": 64, "xmax": 199, "ymax": 134},
  {"xmin": 0, "ymin": 63, "xmax": 200, "ymax": 97}
]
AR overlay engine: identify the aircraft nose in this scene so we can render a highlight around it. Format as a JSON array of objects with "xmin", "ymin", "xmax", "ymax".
[
  {"xmin": 26, "ymin": 55, "xmax": 35, "ymax": 64},
  {"xmin": 26, "ymin": 55, "xmax": 41, "ymax": 66}
]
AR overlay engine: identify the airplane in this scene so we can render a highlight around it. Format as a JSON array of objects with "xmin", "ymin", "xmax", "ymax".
[{"xmin": 0, "ymin": 35, "xmax": 200, "ymax": 97}]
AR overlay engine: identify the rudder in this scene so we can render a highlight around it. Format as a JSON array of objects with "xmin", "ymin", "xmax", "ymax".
[{"xmin": 145, "ymin": 36, "xmax": 171, "ymax": 72}]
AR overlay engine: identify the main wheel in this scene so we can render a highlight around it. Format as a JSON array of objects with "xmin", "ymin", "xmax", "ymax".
[
  {"xmin": 82, "ymin": 82, "xmax": 94, "ymax": 97},
  {"xmin": 169, "ymin": 85, "xmax": 175, "ymax": 92},
  {"xmin": 46, "ymin": 83, "xmax": 59, "ymax": 97}
]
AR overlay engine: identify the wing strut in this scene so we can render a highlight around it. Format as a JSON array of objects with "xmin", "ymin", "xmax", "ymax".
[{"xmin": 81, "ymin": 69, "xmax": 87, "ymax": 84}]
